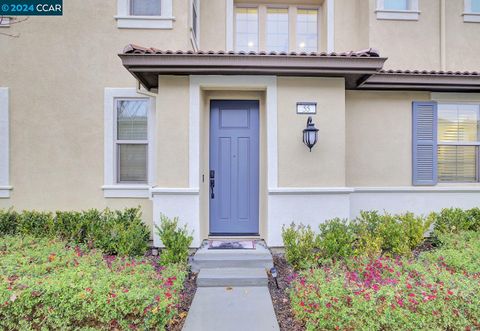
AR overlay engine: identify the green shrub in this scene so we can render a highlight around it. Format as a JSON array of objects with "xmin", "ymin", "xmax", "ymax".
[
  {"xmin": 0, "ymin": 208, "xmax": 17, "ymax": 235},
  {"xmin": 466, "ymin": 207, "xmax": 480, "ymax": 232},
  {"xmin": 430, "ymin": 207, "xmax": 473, "ymax": 236},
  {"xmin": 156, "ymin": 214, "xmax": 193, "ymax": 265},
  {"xmin": 0, "ymin": 207, "xmax": 149, "ymax": 256},
  {"xmin": 17, "ymin": 210, "xmax": 54, "ymax": 237},
  {"xmin": 282, "ymin": 223, "xmax": 317, "ymax": 270},
  {"xmin": 317, "ymin": 218, "xmax": 355, "ymax": 261},
  {"xmin": 97, "ymin": 208, "xmax": 150, "ymax": 256},
  {"xmin": 377, "ymin": 213, "xmax": 410, "ymax": 256},
  {"xmin": 353, "ymin": 211, "xmax": 384, "ymax": 257},
  {"xmin": 0, "ymin": 236, "xmax": 187, "ymax": 330},
  {"xmin": 397, "ymin": 212, "xmax": 431, "ymax": 250}
]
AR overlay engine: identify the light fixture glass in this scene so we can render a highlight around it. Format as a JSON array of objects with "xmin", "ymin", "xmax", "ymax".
[{"xmin": 302, "ymin": 116, "xmax": 319, "ymax": 152}]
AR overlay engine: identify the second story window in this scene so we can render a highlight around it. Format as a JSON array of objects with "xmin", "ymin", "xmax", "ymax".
[
  {"xmin": 472, "ymin": 0, "xmax": 480, "ymax": 12},
  {"xmin": 235, "ymin": 7, "xmax": 259, "ymax": 52},
  {"xmin": 266, "ymin": 8, "xmax": 289, "ymax": 53},
  {"xmin": 130, "ymin": 0, "xmax": 161, "ymax": 16},
  {"xmin": 375, "ymin": 0, "xmax": 419, "ymax": 21},
  {"xmin": 297, "ymin": 9, "xmax": 318, "ymax": 53},
  {"xmin": 384, "ymin": 0, "xmax": 408, "ymax": 10},
  {"xmin": 464, "ymin": 0, "xmax": 480, "ymax": 22}
]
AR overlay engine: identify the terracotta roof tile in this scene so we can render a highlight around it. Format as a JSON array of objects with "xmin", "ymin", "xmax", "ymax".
[
  {"xmin": 379, "ymin": 69, "xmax": 479, "ymax": 76},
  {"xmin": 122, "ymin": 44, "xmax": 381, "ymax": 58}
]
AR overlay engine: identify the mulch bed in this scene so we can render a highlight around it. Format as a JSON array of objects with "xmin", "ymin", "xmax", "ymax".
[
  {"xmin": 167, "ymin": 271, "xmax": 198, "ymax": 331},
  {"xmin": 268, "ymin": 253, "xmax": 305, "ymax": 331}
]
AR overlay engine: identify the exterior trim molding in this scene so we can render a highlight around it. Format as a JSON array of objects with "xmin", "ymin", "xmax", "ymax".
[
  {"xmin": 226, "ymin": 0, "xmax": 234, "ymax": 50},
  {"xmin": 103, "ymin": 88, "xmax": 156, "ymax": 199},
  {"xmin": 326, "ymin": 0, "xmax": 335, "ymax": 52},
  {"xmin": 0, "ymin": 88, "xmax": 10, "ymax": 198},
  {"xmin": 189, "ymin": 75, "xmax": 278, "ymax": 189},
  {"xmin": 269, "ymin": 186, "xmax": 480, "ymax": 194},
  {"xmin": 115, "ymin": 0, "xmax": 174, "ymax": 29},
  {"xmin": 463, "ymin": 12, "xmax": 480, "ymax": 23},
  {"xmin": 151, "ymin": 187, "xmax": 200, "ymax": 195}
]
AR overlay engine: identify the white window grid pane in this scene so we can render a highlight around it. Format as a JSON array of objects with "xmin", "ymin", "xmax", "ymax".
[
  {"xmin": 266, "ymin": 8, "xmax": 289, "ymax": 53},
  {"xmin": 118, "ymin": 144, "xmax": 148, "ymax": 183},
  {"xmin": 297, "ymin": 9, "xmax": 318, "ymax": 53},
  {"xmin": 384, "ymin": 0, "xmax": 408, "ymax": 10},
  {"xmin": 115, "ymin": 98, "xmax": 149, "ymax": 184},
  {"xmin": 117, "ymin": 99, "xmax": 148, "ymax": 140},
  {"xmin": 473, "ymin": 0, "xmax": 480, "ymax": 12},
  {"xmin": 438, "ymin": 103, "xmax": 480, "ymax": 183},
  {"xmin": 235, "ymin": 8, "xmax": 259, "ymax": 52},
  {"xmin": 131, "ymin": 0, "xmax": 161, "ymax": 16}
]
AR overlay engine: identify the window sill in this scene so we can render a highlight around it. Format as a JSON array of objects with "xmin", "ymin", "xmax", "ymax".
[
  {"xmin": 114, "ymin": 15, "xmax": 174, "ymax": 29},
  {"xmin": 463, "ymin": 12, "xmax": 480, "ymax": 23},
  {"xmin": 0, "ymin": 17, "xmax": 10, "ymax": 28},
  {"xmin": 102, "ymin": 184, "xmax": 150, "ymax": 198},
  {"xmin": 0, "ymin": 186, "xmax": 12, "ymax": 198},
  {"xmin": 375, "ymin": 9, "xmax": 420, "ymax": 21}
]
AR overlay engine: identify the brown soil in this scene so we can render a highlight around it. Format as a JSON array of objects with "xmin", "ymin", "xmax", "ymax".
[
  {"xmin": 167, "ymin": 271, "xmax": 198, "ymax": 331},
  {"xmin": 268, "ymin": 254, "xmax": 305, "ymax": 331}
]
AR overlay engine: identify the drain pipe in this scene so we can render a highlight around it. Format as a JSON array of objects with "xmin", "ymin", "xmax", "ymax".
[{"xmin": 136, "ymin": 80, "xmax": 157, "ymax": 97}]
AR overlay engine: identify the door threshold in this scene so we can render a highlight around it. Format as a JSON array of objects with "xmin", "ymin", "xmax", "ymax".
[{"xmin": 208, "ymin": 234, "xmax": 261, "ymax": 239}]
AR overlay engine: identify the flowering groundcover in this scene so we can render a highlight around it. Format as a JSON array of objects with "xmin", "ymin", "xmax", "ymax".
[
  {"xmin": 289, "ymin": 231, "xmax": 480, "ymax": 331},
  {"xmin": 0, "ymin": 236, "xmax": 187, "ymax": 330}
]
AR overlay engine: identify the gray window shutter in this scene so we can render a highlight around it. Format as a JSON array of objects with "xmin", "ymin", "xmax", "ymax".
[{"xmin": 412, "ymin": 101, "xmax": 438, "ymax": 185}]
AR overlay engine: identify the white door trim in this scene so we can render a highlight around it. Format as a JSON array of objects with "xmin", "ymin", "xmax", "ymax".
[{"xmin": 189, "ymin": 75, "xmax": 278, "ymax": 190}]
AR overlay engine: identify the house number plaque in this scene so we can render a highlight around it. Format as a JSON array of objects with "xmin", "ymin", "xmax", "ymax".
[{"xmin": 296, "ymin": 102, "xmax": 317, "ymax": 114}]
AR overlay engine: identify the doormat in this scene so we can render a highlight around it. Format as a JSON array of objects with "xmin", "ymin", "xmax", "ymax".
[{"xmin": 208, "ymin": 240, "xmax": 256, "ymax": 250}]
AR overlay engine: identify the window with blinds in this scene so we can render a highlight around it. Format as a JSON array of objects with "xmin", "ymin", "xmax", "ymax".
[
  {"xmin": 437, "ymin": 104, "xmax": 480, "ymax": 182},
  {"xmin": 116, "ymin": 99, "xmax": 149, "ymax": 183},
  {"xmin": 297, "ymin": 9, "xmax": 318, "ymax": 53},
  {"xmin": 130, "ymin": 0, "xmax": 161, "ymax": 16},
  {"xmin": 235, "ymin": 8, "xmax": 259, "ymax": 52}
]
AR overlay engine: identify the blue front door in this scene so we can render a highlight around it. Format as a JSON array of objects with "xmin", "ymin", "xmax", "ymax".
[{"xmin": 209, "ymin": 100, "xmax": 259, "ymax": 235}]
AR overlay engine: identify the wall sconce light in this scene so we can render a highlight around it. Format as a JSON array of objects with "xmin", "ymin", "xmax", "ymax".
[{"xmin": 303, "ymin": 116, "xmax": 318, "ymax": 152}]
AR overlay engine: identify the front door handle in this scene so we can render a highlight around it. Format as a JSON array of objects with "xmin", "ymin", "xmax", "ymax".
[{"xmin": 210, "ymin": 170, "xmax": 215, "ymax": 199}]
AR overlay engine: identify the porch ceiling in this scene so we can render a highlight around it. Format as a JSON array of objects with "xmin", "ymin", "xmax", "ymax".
[{"xmin": 118, "ymin": 44, "xmax": 387, "ymax": 91}]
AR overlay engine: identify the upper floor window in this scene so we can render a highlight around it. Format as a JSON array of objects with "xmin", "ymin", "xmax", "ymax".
[
  {"xmin": 266, "ymin": 8, "xmax": 289, "ymax": 53},
  {"xmin": 438, "ymin": 104, "xmax": 480, "ymax": 183},
  {"xmin": 464, "ymin": 0, "xmax": 480, "ymax": 22},
  {"xmin": 297, "ymin": 9, "xmax": 318, "ymax": 53},
  {"xmin": 115, "ymin": 0, "xmax": 174, "ymax": 29},
  {"xmin": 376, "ymin": 0, "xmax": 419, "ymax": 20},
  {"xmin": 234, "ymin": 5, "xmax": 319, "ymax": 53},
  {"xmin": 235, "ymin": 7, "xmax": 259, "ymax": 52},
  {"xmin": 130, "ymin": 0, "xmax": 161, "ymax": 16},
  {"xmin": 384, "ymin": 0, "xmax": 408, "ymax": 10}
]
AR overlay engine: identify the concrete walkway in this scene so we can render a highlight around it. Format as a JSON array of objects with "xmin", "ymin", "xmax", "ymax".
[
  {"xmin": 183, "ymin": 241, "xmax": 280, "ymax": 330},
  {"xmin": 182, "ymin": 287, "xmax": 279, "ymax": 331}
]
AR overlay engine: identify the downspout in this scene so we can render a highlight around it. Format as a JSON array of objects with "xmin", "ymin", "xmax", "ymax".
[
  {"xmin": 440, "ymin": 0, "xmax": 446, "ymax": 71},
  {"xmin": 136, "ymin": 80, "xmax": 157, "ymax": 97}
]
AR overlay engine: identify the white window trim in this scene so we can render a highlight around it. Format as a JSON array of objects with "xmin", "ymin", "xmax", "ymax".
[
  {"xmin": 190, "ymin": 0, "xmax": 200, "ymax": 51},
  {"xmin": 0, "ymin": 88, "xmax": 11, "ymax": 198},
  {"xmin": 115, "ymin": 0, "xmax": 174, "ymax": 29},
  {"xmin": 464, "ymin": 0, "xmax": 480, "ymax": 22},
  {"xmin": 103, "ymin": 88, "xmax": 156, "ymax": 198},
  {"xmin": 375, "ymin": 0, "xmax": 420, "ymax": 21}
]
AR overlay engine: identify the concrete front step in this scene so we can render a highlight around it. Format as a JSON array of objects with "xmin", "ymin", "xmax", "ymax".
[
  {"xmin": 190, "ymin": 241, "xmax": 274, "ymax": 273},
  {"xmin": 197, "ymin": 268, "xmax": 268, "ymax": 287}
]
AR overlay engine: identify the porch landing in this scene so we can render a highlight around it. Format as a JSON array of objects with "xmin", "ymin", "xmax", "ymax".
[{"xmin": 183, "ymin": 240, "xmax": 279, "ymax": 331}]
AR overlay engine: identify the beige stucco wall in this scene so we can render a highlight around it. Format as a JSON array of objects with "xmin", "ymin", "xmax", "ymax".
[
  {"xmin": 346, "ymin": 91, "xmax": 430, "ymax": 187},
  {"xmin": 0, "ymin": 0, "xmax": 192, "ymax": 228},
  {"xmin": 200, "ymin": 0, "xmax": 226, "ymax": 51},
  {"xmin": 445, "ymin": 0, "xmax": 480, "ymax": 71},
  {"xmin": 277, "ymin": 77, "xmax": 345, "ymax": 187},
  {"xmin": 334, "ymin": 0, "xmax": 369, "ymax": 52}
]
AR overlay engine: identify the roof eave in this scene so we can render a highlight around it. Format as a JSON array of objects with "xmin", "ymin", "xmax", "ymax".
[
  {"xmin": 118, "ymin": 53, "xmax": 387, "ymax": 90},
  {"xmin": 359, "ymin": 73, "xmax": 480, "ymax": 92}
]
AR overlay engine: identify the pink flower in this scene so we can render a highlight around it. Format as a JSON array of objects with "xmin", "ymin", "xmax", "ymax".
[
  {"xmin": 326, "ymin": 302, "xmax": 332, "ymax": 308},
  {"xmin": 372, "ymin": 284, "xmax": 380, "ymax": 291}
]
